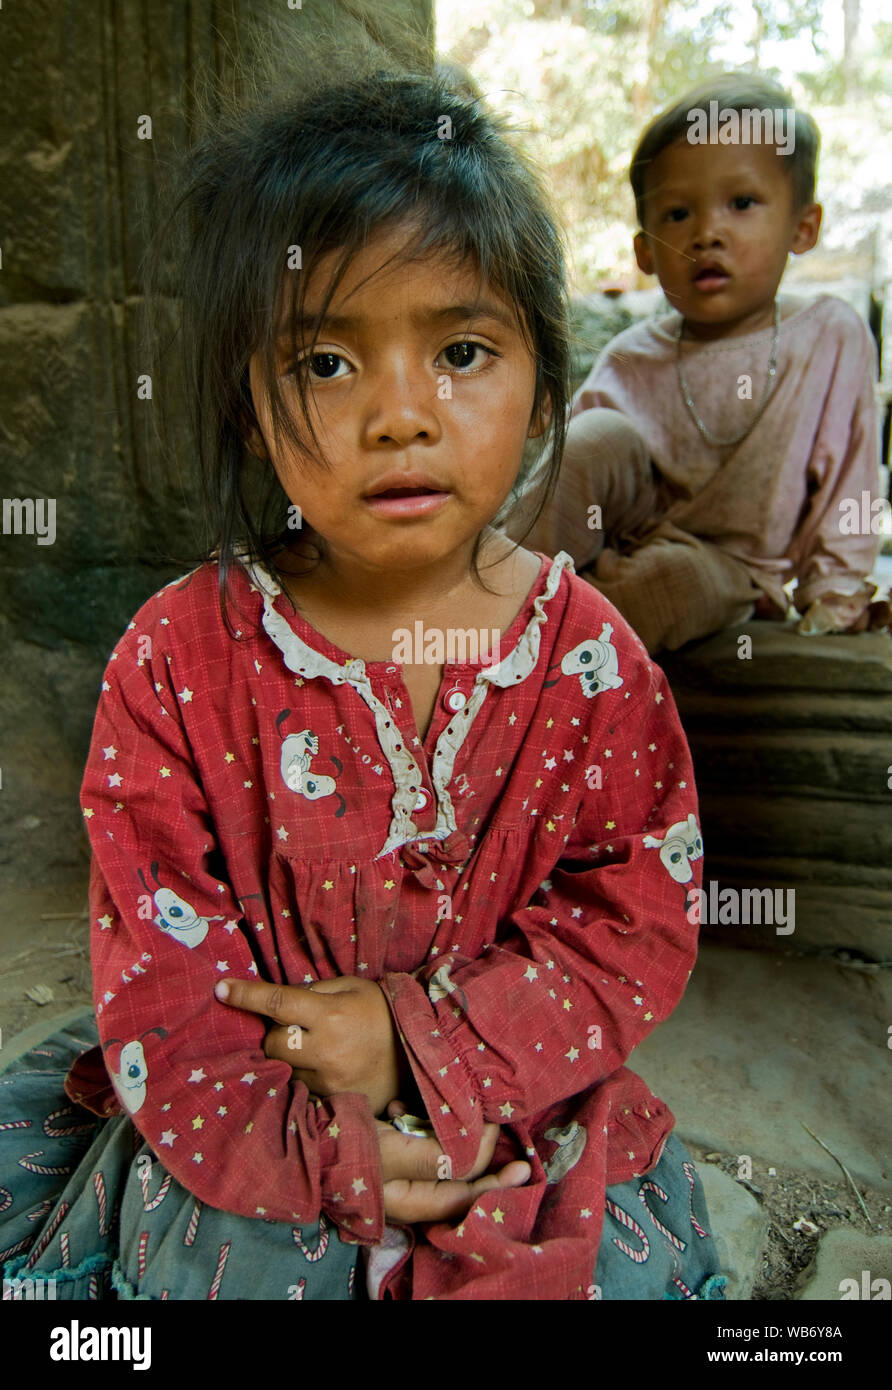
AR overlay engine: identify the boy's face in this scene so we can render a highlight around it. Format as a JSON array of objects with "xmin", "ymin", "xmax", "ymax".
[
  {"xmin": 248, "ymin": 224, "xmax": 545, "ymax": 590},
  {"xmin": 634, "ymin": 136, "xmax": 821, "ymax": 337}
]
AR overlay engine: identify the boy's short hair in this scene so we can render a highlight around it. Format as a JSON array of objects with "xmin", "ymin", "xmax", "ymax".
[{"xmin": 630, "ymin": 72, "xmax": 820, "ymax": 227}]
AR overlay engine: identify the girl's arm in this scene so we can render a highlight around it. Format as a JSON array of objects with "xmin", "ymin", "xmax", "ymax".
[
  {"xmin": 79, "ymin": 614, "xmax": 385, "ymax": 1242},
  {"xmin": 376, "ymin": 644, "xmax": 702, "ymax": 1183}
]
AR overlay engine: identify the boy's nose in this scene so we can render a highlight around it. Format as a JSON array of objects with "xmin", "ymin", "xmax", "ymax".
[{"xmin": 690, "ymin": 215, "xmax": 726, "ymax": 249}]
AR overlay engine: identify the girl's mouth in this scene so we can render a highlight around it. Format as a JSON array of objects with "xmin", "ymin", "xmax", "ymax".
[{"xmin": 363, "ymin": 487, "xmax": 451, "ymax": 518}]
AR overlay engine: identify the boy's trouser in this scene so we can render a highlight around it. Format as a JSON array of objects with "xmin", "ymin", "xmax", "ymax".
[
  {"xmin": 506, "ymin": 408, "xmax": 761, "ymax": 653},
  {"xmin": 1, "ymin": 1013, "xmax": 725, "ymax": 1301}
]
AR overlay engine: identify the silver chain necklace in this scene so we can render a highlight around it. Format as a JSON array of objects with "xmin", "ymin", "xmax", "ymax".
[{"xmin": 676, "ymin": 301, "xmax": 780, "ymax": 448}]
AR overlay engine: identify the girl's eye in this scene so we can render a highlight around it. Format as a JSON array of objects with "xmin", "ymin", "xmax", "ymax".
[
  {"xmin": 664, "ymin": 207, "xmax": 688, "ymax": 223},
  {"xmin": 733, "ymin": 195, "xmax": 755, "ymax": 210},
  {"xmin": 439, "ymin": 341, "xmax": 492, "ymax": 372},
  {"xmin": 294, "ymin": 351, "xmax": 350, "ymax": 381}
]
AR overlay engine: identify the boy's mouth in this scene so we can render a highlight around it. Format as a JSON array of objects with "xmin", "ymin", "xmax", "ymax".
[{"xmin": 692, "ymin": 262, "xmax": 731, "ymax": 290}]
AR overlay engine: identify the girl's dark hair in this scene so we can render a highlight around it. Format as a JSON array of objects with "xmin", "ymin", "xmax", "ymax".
[
  {"xmin": 630, "ymin": 72, "xmax": 820, "ymax": 229},
  {"xmin": 153, "ymin": 57, "xmax": 570, "ymax": 635}
]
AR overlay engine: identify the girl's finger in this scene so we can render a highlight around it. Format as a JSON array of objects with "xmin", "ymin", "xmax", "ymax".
[
  {"xmin": 214, "ymin": 977, "xmax": 325, "ymax": 1026},
  {"xmin": 386, "ymin": 1099, "xmax": 408, "ymax": 1120}
]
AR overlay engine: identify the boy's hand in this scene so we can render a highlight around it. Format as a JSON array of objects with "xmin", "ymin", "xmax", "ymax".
[
  {"xmin": 215, "ymin": 975, "xmax": 402, "ymax": 1116},
  {"xmin": 375, "ymin": 1112, "xmax": 531, "ymax": 1224}
]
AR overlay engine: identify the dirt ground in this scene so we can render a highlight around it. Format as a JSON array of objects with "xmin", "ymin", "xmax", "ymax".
[{"xmin": 685, "ymin": 1141, "xmax": 891, "ymax": 1300}]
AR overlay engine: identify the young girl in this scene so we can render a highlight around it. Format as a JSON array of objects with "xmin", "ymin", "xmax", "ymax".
[
  {"xmin": 0, "ymin": 67, "xmax": 725, "ymax": 1302},
  {"xmin": 511, "ymin": 73, "xmax": 889, "ymax": 653}
]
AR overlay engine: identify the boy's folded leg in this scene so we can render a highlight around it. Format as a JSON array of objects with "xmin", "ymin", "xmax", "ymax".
[
  {"xmin": 505, "ymin": 408, "xmax": 659, "ymax": 565},
  {"xmin": 592, "ymin": 1132, "xmax": 727, "ymax": 1301},
  {"xmin": 584, "ymin": 530, "xmax": 762, "ymax": 654}
]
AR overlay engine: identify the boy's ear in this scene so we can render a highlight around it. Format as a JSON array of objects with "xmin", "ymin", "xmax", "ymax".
[
  {"xmin": 633, "ymin": 231, "xmax": 655, "ymax": 277},
  {"xmin": 790, "ymin": 202, "xmax": 822, "ymax": 256}
]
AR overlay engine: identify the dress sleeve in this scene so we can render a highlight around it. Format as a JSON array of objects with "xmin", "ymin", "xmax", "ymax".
[
  {"xmin": 79, "ymin": 615, "xmax": 384, "ymax": 1240},
  {"xmin": 791, "ymin": 309, "xmax": 881, "ymax": 616},
  {"xmin": 381, "ymin": 649, "xmax": 701, "ymax": 1180}
]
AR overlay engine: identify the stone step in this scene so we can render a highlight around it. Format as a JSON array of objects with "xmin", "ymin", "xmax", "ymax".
[
  {"xmin": 698, "ymin": 794, "xmax": 891, "ymax": 865},
  {"xmin": 689, "ymin": 731, "xmax": 892, "ymax": 800}
]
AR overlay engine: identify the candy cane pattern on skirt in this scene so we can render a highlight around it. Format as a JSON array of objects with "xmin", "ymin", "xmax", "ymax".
[
  {"xmin": 0, "ymin": 1119, "xmax": 32, "ymax": 1131},
  {"xmin": 0, "ymin": 1187, "xmax": 11, "ymax": 1214},
  {"xmin": 17, "ymin": 1151, "xmax": 72, "ymax": 1177},
  {"xmin": 682, "ymin": 1161, "xmax": 710, "ymax": 1238},
  {"xmin": 27, "ymin": 1200, "xmax": 54, "ymax": 1221},
  {"xmin": 289, "ymin": 1278, "xmax": 306, "ymax": 1301},
  {"xmin": 605, "ymin": 1197, "xmax": 650, "ymax": 1263},
  {"xmin": 207, "ymin": 1241, "xmax": 231, "ymax": 1300},
  {"xmin": 88, "ymin": 1274, "xmax": 100, "ymax": 1300},
  {"xmin": 60, "ymin": 1231, "xmax": 71, "ymax": 1267},
  {"xmin": 140, "ymin": 1166, "xmax": 172, "ymax": 1212},
  {"xmin": 93, "ymin": 1171, "xmax": 109, "ymax": 1236},
  {"xmin": 638, "ymin": 1179, "xmax": 687, "ymax": 1252},
  {"xmin": 292, "ymin": 1214, "xmax": 330, "ymax": 1262},
  {"xmin": 348, "ymin": 1265, "xmax": 355, "ymax": 1297},
  {"xmin": 183, "ymin": 1199, "xmax": 202, "ymax": 1246},
  {"xmin": 137, "ymin": 1231, "xmax": 149, "ymax": 1280},
  {"xmin": 0, "ymin": 1236, "xmax": 35, "ymax": 1266},
  {"xmin": 44, "ymin": 1106, "xmax": 97, "ymax": 1138},
  {"xmin": 672, "ymin": 1274, "xmax": 695, "ymax": 1299},
  {"xmin": 26, "ymin": 1201, "xmax": 70, "ymax": 1268}
]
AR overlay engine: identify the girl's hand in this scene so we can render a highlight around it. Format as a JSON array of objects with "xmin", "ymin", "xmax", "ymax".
[
  {"xmin": 375, "ymin": 1116, "xmax": 531, "ymax": 1225},
  {"xmin": 215, "ymin": 975, "xmax": 403, "ymax": 1116}
]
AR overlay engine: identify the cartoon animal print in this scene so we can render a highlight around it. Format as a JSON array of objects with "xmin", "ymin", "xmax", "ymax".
[
  {"xmin": 642, "ymin": 813, "xmax": 704, "ymax": 885},
  {"xmin": 426, "ymin": 961, "xmax": 468, "ymax": 1013},
  {"xmin": 543, "ymin": 1121, "xmax": 588, "ymax": 1184},
  {"xmin": 138, "ymin": 865, "xmax": 224, "ymax": 948},
  {"xmin": 276, "ymin": 710, "xmax": 346, "ymax": 816},
  {"xmin": 102, "ymin": 1028, "xmax": 168, "ymax": 1115},
  {"xmin": 560, "ymin": 625, "xmax": 623, "ymax": 697},
  {"xmin": 542, "ymin": 624, "xmax": 624, "ymax": 697}
]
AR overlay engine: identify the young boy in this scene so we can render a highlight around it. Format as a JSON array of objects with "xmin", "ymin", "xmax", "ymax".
[{"xmin": 512, "ymin": 73, "xmax": 888, "ymax": 653}]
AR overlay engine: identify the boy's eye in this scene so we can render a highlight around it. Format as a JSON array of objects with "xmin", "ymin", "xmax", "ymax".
[
  {"xmin": 439, "ymin": 341, "xmax": 492, "ymax": 371},
  {"xmin": 733, "ymin": 196, "xmax": 755, "ymax": 210},
  {"xmin": 663, "ymin": 207, "xmax": 688, "ymax": 223}
]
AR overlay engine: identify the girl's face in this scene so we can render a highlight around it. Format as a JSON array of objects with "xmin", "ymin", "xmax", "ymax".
[
  {"xmin": 633, "ymin": 137, "xmax": 821, "ymax": 338},
  {"xmin": 248, "ymin": 225, "xmax": 544, "ymax": 586}
]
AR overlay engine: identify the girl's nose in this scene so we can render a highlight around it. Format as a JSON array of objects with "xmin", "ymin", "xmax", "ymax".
[{"xmin": 361, "ymin": 359, "xmax": 443, "ymax": 448}]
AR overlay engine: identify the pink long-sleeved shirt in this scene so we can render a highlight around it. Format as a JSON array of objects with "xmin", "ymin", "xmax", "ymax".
[
  {"xmin": 71, "ymin": 548, "xmax": 703, "ymax": 1299},
  {"xmin": 572, "ymin": 294, "xmax": 881, "ymax": 613}
]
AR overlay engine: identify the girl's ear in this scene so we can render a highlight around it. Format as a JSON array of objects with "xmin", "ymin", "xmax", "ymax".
[
  {"xmin": 633, "ymin": 231, "xmax": 655, "ymax": 277},
  {"xmin": 238, "ymin": 408, "xmax": 269, "ymax": 461},
  {"xmin": 528, "ymin": 393, "xmax": 552, "ymax": 440}
]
